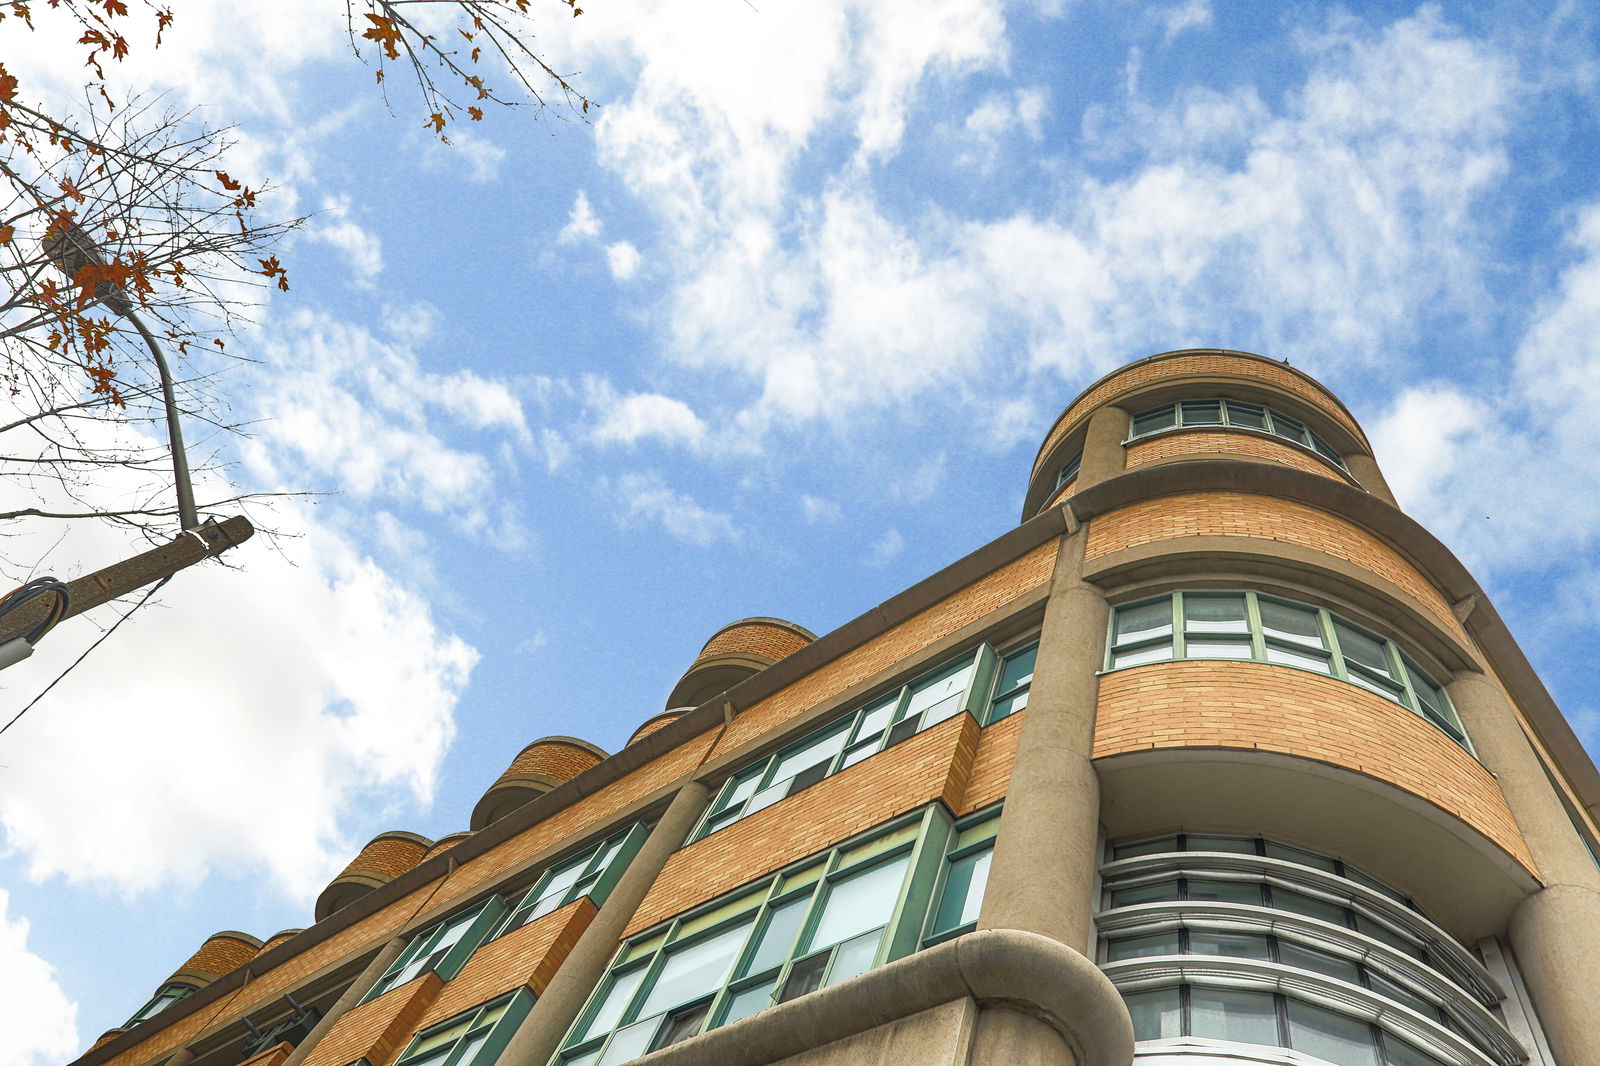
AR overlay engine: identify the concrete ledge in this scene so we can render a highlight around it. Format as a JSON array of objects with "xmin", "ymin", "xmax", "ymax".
[{"xmin": 626, "ymin": 930, "xmax": 1133, "ymax": 1066}]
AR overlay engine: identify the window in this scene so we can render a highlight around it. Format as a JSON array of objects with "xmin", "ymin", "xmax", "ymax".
[
  {"xmin": 126, "ymin": 983, "xmax": 197, "ymax": 1026},
  {"xmin": 923, "ymin": 810, "xmax": 999, "ymax": 944},
  {"xmin": 694, "ymin": 642, "xmax": 1036, "ymax": 840},
  {"xmin": 364, "ymin": 897, "xmax": 507, "ymax": 1001},
  {"xmin": 1106, "ymin": 592, "xmax": 1469, "ymax": 749},
  {"xmin": 392, "ymin": 989, "xmax": 533, "ymax": 1066},
  {"xmin": 1127, "ymin": 399, "xmax": 1348, "ymax": 471},
  {"xmin": 1053, "ymin": 451, "xmax": 1082, "ymax": 492},
  {"xmin": 557, "ymin": 810, "xmax": 953, "ymax": 1064},
  {"xmin": 1101, "ymin": 835, "xmax": 1526, "ymax": 1066},
  {"xmin": 492, "ymin": 825, "xmax": 648, "ymax": 939}
]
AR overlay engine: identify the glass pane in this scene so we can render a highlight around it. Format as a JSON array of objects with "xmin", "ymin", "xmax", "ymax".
[
  {"xmin": 721, "ymin": 978, "xmax": 777, "ymax": 1027},
  {"xmin": 1187, "ymin": 879, "xmax": 1265, "ymax": 905},
  {"xmin": 559, "ymin": 1049, "xmax": 602, "ymax": 1066},
  {"xmin": 994, "ymin": 645, "xmax": 1037, "ymax": 696},
  {"xmin": 1105, "ymin": 931, "xmax": 1179, "ymax": 961},
  {"xmin": 718, "ymin": 769, "xmax": 762, "ymax": 813},
  {"xmin": 1264, "ymin": 643, "xmax": 1333, "ymax": 673},
  {"xmin": 824, "ymin": 928, "xmax": 882, "ymax": 986},
  {"xmin": 903, "ymin": 659, "xmax": 978, "ymax": 722},
  {"xmin": 1132, "ymin": 406, "xmax": 1177, "ymax": 436},
  {"xmin": 1278, "ymin": 942, "xmax": 1360, "ymax": 984},
  {"xmin": 635, "ymin": 921, "xmax": 752, "ymax": 1018},
  {"xmin": 1346, "ymin": 867, "xmax": 1407, "ymax": 904},
  {"xmin": 808, "ymin": 854, "xmax": 911, "ymax": 949},
  {"xmin": 1384, "ymin": 1035, "xmax": 1451, "ymax": 1066},
  {"xmin": 1116, "ymin": 601, "xmax": 1174, "ymax": 643},
  {"xmin": 404, "ymin": 1018, "xmax": 472, "ymax": 1062},
  {"xmin": 1259, "ymin": 600, "xmax": 1325, "ymax": 648},
  {"xmin": 1368, "ymin": 972, "xmax": 1437, "ymax": 1018},
  {"xmin": 1226, "ymin": 402, "xmax": 1268, "ymax": 430},
  {"xmin": 1264, "ymin": 841, "xmax": 1338, "ymax": 873},
  {"xmin": 452, "ymin": 1031, "xmax": 493, "ymax": 1066},
  {"xmin": 1285, "ymin": 999, "xmax": 1378, "ymax": 1066},
  {"xmin": 1271, "ymin": 889, "xmax": 1349, "ymax": 926},
  {"xmin": 1112, "ymin": 643, "xmax": 1173, "ymax": 668},
  {"xmin": 1188, "ymin": 931, "xmax": 1271, "ymax": 959},
  {"xmin": 1123, "ymin": 988, "xmax": 1182, "ymax": 1040},
  {"xmin": 1312, "ymin": 435, "xmax": 1343, "ymax": 463},
  {"xmin": 580, "ymin": 967, "xmax": 647, "ymax": 1040},
  {"xmin": 1334, "ymin": 623, "xmax": 1393, "ymax": 677},
  {"xmin": 932, "ymin": 849, "xmax": 991, "ymax": 933},
  {"xmin": 768, "ymin": 723, "xmax": 850, "ymax": 787},
  {"xmin": 919, "ymin": 691, "xmax": 967, "ymax": 728},
  {"xmin": 597, "ymin": 1017, "xmax": 658, "ymax": 1066},
  {"xmin": 1055, "ymin": 453, "xmax": 1081, "ymax": 489},
  {"xmin": 1354, "ymin": 917, "xmax": 1424, "ymax": 960},
  {"xmin": 745, "ymin": 781, "xmax": 788, "ymax": 817},
  {"xmin": 1184, "ymin": 594, "xmax": 1249, "ymax": 634},
  {"xmin": 1190, "ymin": 987, "xmax": 1279, "ymax": 1045},
  {"xmin": 777, "ymin": 952, "xmax": 827, "ymax": 1003},
  {"xmin": 854, "ymin": 696, "xmax": 898, "ymax": 740},
  {"xmin": 1114, "ymin": 836, "xmax": 1180, "ymax": 859},
  {"xmin": 1271, "ymin": 411, "xmax": 1308, "ymax": 444},
  {"xmin": 742, "ymin": 898, "xmax": 808, "ymax": 978},
  {"xmin": 651, "ymin": 1003, "xmax": 710, "ymax": 1050},
  {"xmin": 1184, "ymin": 638, "xmax": 1253, "ymax": 659},
  {"xmin": 987, "ymin": 690, "xmax": 1029, "ymax": 721},
  {"xmin": 1185, "ymin": 834, "xmax": 1256, "ymax": 855},
  {"xmin": 1181, "ymin": 400, "xmax": 1224, "ymax": 426},
  {"xmin": 838, "ymin": 740, "xmax": 878, "ymax": 770},
  {"xmin": 1110, "ymin": 881, "xmax": 1180, "ymax": 907}
]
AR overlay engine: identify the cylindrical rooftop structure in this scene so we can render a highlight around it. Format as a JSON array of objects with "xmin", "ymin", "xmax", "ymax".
[
  {"xmin": 470, "ymin": 736, "xmax": 607, "ymax": 831},
  {"xmin": 313, "ymin": 830, "xmax": 433, "ymax": 922}
]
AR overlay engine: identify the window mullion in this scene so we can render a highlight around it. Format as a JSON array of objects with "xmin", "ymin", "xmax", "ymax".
[
  {"xmin": 1245, "ymin": 592, "xmax": 1266, "ymax": 661},
  {"xmin": 1172, "ymin": 593, "xmax": 1186, "ymax": 659},
  {"xmin": 1319, "ymin": 609, "xmax": 1349, "ymax": 682},
  {"xmin": 1391, "ymin": 643, "xmax": 1422, "ymax": 716}
]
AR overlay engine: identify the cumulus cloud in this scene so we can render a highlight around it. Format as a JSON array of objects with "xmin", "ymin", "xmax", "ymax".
[
  {"xmin": 559, "ymin": 191, "xmax": 604, "ymax": 244},
  {"xmin": 587, "ymin": 380, "xmax": 707, "ymax": 448},
  {"xmin": 312, "ymin": 197, "xmax": 384, "ymax": 287},
  {"xmin": 865, "ymin": 528, "xmax": 905, "ymax": 567},
  {"xmin": 0, "ymin": 892, "xmax": 78, "ymax": 1066},
  {"xmin": 800, "ymin": 495, "xmax": 842, "ymax": 523},
  {"xmin": 607, "ymin": 241, "xmax": 643, "ymax": 280},
  {"xmin": 612, "ymin": 472, "xmax": 739, "ymax": 546}
]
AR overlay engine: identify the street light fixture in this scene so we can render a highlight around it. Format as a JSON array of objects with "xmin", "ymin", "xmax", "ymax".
[{"xmin": 41, "ymin": 221, "xmax": 199, "ymax": 531}]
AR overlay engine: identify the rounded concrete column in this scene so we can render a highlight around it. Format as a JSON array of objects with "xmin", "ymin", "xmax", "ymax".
[
  {"xmin": 969, "ymin": 1009, "xmax": 1077, "ymax": 1066},
  {"xmin": 1342, "ymin": 452, "xmax": 1398, "ymax": 507},
  {"xmin": 1449, "ymin": 673, "xmax": 1600, "ymax": 1066},
  {"xmin": 1074, "ymin": 405, "xmax": 1128, "ymax": 494},
  {"xmin": 499, "ymin": 781, "xmax": 713, "ymax": 1066},
  {"xmin": 279, "ymin": 936, "xmax": 408, "ymax": 1066},
  {"xmin": 978, "ymin": 529, "xmax": 1108, "ymax": 953}
]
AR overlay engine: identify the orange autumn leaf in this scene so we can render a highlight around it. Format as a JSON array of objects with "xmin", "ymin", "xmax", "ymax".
[{"xmin": 361, "ymin": 13, "xmax": 402, "ymax": 60}]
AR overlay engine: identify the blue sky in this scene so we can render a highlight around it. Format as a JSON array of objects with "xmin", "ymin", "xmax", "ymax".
[{"xmin": 3, "ymin": 0, "xmax": 1600, "ymax": 1061}]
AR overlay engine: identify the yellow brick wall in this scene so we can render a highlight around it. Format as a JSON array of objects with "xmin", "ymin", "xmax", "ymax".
[
  {"xmin": 1094, "ymin": 661, "xmax": 1534, "ymax": 873},
  {"xmin": 713, "ymin": 541, "xmax": 1058, "ymax": 758},
  {"xmin": 695, "ymin": 623, "xmax": 813, "ymax": 666},
  {"xmin": 300, "ymin": 972, "xmax": 441, "ymax": 1066},
  {"xmin": 339, "ymin": 835, "xmax": 431, "ymax": 881},
  {"xmin": 178, "ymin": 932, "xmax": 260, "ymax": 980},
  {"xmin": 625, "ymin": 712, "xmax": 980, "ymax": 938},
  {"xmin": 958, "ymin": 711, "xmax": 1025, "ymax": 814},
  {"xmin": 1035, "ymin": 354, "xmax": 1364, "ymax": 477},
  {"xmin": 415, "ymin": 898, "xmax": 596, "ymax": 1028},
  {"xmin": 1124, "ymin": 431, "xmax": 1346, "ymax": 483},
  {"xmin": 502, "ymin": 741, "xmax": 603, "ymax": 785},
  {"xmin": 1084, "ymin": 493, "xmax": 1465, "ymax": 641}
]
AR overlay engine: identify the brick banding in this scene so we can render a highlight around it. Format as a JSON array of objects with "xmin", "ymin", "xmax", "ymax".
[
  {"xmin": 1124, "ymin": 431, "xmax": 1350, "ymax": 484},
  {"xmin": 628, "ymin": 710, "xmax": 687, "ymax": 746},
  {"xmin": 170, "ymin": 930, "xmax": 264, "ymax": 985}
]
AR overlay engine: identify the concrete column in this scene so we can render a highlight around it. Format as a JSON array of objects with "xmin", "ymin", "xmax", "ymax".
[
  {"xmin": 978, "ymin": 528, "xmax": 1108, "ymax": 953},
  {"xmin": 1074, "ymin": 405, "xmax": 1128, "ymax": 493},
  {"xmin": 164, "ymin": 1051, "xmax": 195, "ymax": 1066},
  {"xmin": 968, "ymin": 1009, "xmax": 1077, "ymax": 1066},
  {"xmin": 1342, "ymin": 452, "xmax": 1398, "ymax": 507},
  {"xmin": 279, "ymin": 936, "xmax": 408, "ymax": 1066},
  {"xmin": 1449, "ymin": 673, "xmax": 1600, "ymax": 1066},
  {"xmin": 502, "ymin": 781, "xmax": 713, "ymax": 1066}
]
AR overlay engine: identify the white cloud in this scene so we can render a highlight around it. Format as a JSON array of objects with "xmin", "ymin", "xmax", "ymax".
[
  {"xmin": 865, "ymin": 528, "xmax": 905, "ymax": 567},
  {"xmin": 0, "ymin": 892, "xmax": 78, "ymax": 1066},
  {"xmin": 607, "ymin": 241, "xmax": 643, "ymax": 280},
  {"xmin": 612, "ymin": 472, "xmax": 738, "ymax": 547},
  {"xmin": 445, "ymin": 129, "xmax": 509, "ymax": 184},
  {"xmin": 800, "ymin": 495, "xmax": 842, "ymax": 523},
  {"xmin": 312, "ymin": 197, "xmax": 384, "ymax": 288},
  {"xmin": 587, "ymin": 380, "xmax": 707, "ymax": 448},
  {"xmin": 560, "ymin": 191, "xmax": 604, "ymax": 244},
  {"xmin": 1158, "ymin": 0, "xmax": 1213, "ymax": 43}
]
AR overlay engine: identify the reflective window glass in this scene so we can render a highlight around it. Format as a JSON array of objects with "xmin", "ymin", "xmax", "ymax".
[
  {"xmin": 1181, "ymin": 400, "xmax": 1224, "ymax": 425},
  {"xmin": 1106, "ymin": 931, "xmax": 1180, "ymax": 961},
  {"xmin": 1286, "ymin": 999, "xmax": 1379, "ymax": 1066},
  {"xmin": 1271, "ymin": 889, "xmax": 1349, "ymax": 926},
  {"xmin": 1132, "ymin": 406, "xmax": 1177, "ymax": 435},
  {"xmin": 932, "ymin": 848, "xmax": 991, "ymax": 935},
  {"xmin": 1184, "ymin": 594, "xmax": 1249, "ymax": 633},
  {"xmin": 809, "ymin": 855, "xmax": 910, "ymax": 949},
  {"xmin": 1278, "ymin": 942, "xmax": 1360, "ymax": 984},
  {"xmin": 1116, "ymin": 601, "xmax": 1173, "ymax": 642},
  {"xmin": 635, "ymin": 922, "xmax": 751, "ymax": 1019},
  {"xmin": 1189, "ymin": 930, "xmax": 1271, "ymax": 959},
  {"xmin": 1123, "ymin": 988, "xmax": 1182, "ymax": 1040},
  {"xmin": 1187, "ymin": 879, "xmax": 1265, "ymax": 905},
  {"xmin": 1110, "ymin": 881, "xmax": 1180, "ymax": 907},
  {"xmin": 1190, "ymin": 987, "xmax": 1279, "ymax": 1045},
  {"xmin": 1226, "ymin": 402, "xmax": 1268, "ymax": 430}
]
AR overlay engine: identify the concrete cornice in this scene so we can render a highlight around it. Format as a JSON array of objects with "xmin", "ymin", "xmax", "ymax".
[{"xmin": 624, "ymin": 929, "xmax": 1133, "ymax": 1066}]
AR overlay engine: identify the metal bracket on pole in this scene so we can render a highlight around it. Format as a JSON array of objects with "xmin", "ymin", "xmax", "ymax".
[{"xmin": 0, "ymin": 515, "xmax": 254, "ymax": 647}]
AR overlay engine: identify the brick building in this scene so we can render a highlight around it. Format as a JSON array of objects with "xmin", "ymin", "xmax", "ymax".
[{"xmin": 74, "ymin": 350, "xmax": 1600, "ymax": 1066}]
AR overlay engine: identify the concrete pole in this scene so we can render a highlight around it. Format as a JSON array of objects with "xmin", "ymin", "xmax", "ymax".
[
  {"xmin": 1074, "ymin": 406, "xmax": 1128, "ymax": 493},
  {"xmin": 502, "ymin": 781, "xmax": 713, "ymax": 1066},
  {"xmin": 1448, "ymin": 673, "xmax": 1600, "ymax": 1066},
  {"xmin": 279, "ymin": 936, "xmax": 408, "ymax": 1066},
  {"xmin": 978, "ymin": 528, "xmax": 1108, "ymax": 954}
]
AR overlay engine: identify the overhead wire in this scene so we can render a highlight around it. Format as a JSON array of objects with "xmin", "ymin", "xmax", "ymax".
[{"xmin": 0, "ymin": 576, "xmax": 71, "ymax": 644}]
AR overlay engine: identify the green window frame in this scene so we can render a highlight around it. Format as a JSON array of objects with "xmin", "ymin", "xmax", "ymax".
[
  {"xmin": 556, "ymin": 808, "xmax": 953, "ymax": 1064},
  {"xmin": 363, "ymin": 896, "xmax": 508, "ymax": 1002},
  {"xmin": 492, "ymin": 824, "xmax": 649, "ymax": 940},
  {"xmin": 922, "ymin": 808, "xmax": 1000, "ymax": 945},
  {"xmin": 1105, "ymin": 591, "xmax": 1469, "ymax": 749},
  {"xmin": 126, "ymin": 982, "xmax": 198, "ymax": 1026},
  {"xmin": 392, "ymin": 988, "xmax": 534, "ymax": 1066},
  {"xmin": 1126, "ymin": 399, "xmax": 1348, "ymax": 471},
  {"xmin": 1053, "ymin": 451, "xmax": 1082, "ymax": 492},
  {"xmin": 692, "ymin": 641, "xmax": 1036, "ymax": 841}
]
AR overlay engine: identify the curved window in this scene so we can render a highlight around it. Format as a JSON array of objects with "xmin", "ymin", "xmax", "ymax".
[
  {"xmin": 1053, "ymin": 451, "xmax": 1082, "ymax": 493},
  {"xmin": 1128, "ymin": 399, "xmax": 1347, "ymax": 471},
  {"xmin": 1106, "ymin": 592, "xmax": 1468, "ymax": 748},
  {"xmin": 126, "ymin": 982, "xmax": 197, "ymax": 1026},
  {"xmin": 1101, "ymin": 835, "xmax": 1524, "ymax": 1066}
]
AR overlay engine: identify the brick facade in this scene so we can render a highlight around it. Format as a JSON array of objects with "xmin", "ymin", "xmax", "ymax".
[
  {"xmin": 335, "ymin": 833, "xmax": 433, "ymax": 883},
  {"xmin": 1094, "ymin": 661, "xmax": 1534, "ymax": 872},
  {"xmin": 693, "ymin": 622, "xmax": 814, "ymax": 667},
  {"xmin": 501, "ymin": 740, "xmax": 604, "ymax": 786},
  {"xmin": 299, "ymin": 973, "xmax": 441, "ymax": 1066},
  {"xmin": 416, "ymin": 899, "xmax": 596, "ymax": 1027},
  {"xmin": 1124, "ymin": 431, "xmax": 1348, "ymax": 483},
  {"xmin": 176, "ymin": 932, "xmax": 262, "ymax": 981}
]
